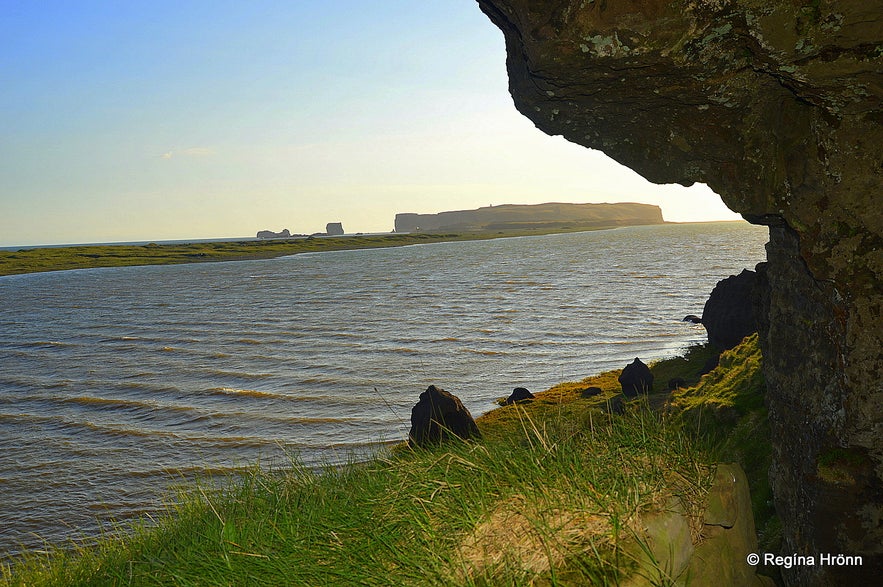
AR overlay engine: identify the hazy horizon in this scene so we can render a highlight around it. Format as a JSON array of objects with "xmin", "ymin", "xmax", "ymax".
[{"xmin": 1, "ymin": 1, "xmax": 741, "ymax": 248}]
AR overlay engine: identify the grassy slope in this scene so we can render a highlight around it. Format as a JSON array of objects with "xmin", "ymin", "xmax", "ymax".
[
  {"xmin": 1, "ymin": 337, "xmax": 772, "ymax": 586},
  {"xmin": 0, "ymin": 226, "xmax": 619, "ymax": 277}
]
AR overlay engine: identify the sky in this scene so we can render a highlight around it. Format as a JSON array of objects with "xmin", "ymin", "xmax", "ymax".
[{"xmin": 0, "ymin": 1, "xmax": 741, "ymax": 247}]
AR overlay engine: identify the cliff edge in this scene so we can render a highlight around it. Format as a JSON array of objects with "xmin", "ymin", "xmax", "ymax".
[{"xmin": 395, "ymin": 202, "xmax": 664, "ymax": 232}]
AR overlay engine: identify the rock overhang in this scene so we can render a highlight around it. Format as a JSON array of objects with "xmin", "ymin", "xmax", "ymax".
[
  {"xmin": 476, "ymin": 0, "xmax": 883, "ymax": 583},
  {"xmin": 478, "ymin": 0, "xmax": 882, "ymax": 285}
]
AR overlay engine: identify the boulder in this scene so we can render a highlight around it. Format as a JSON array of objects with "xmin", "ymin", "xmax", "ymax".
[
  {"xmin": 618, "ymin": 358, "xmax": 653, "ymax": 398},
  {"xmin": 621, "ymin": 464, "xmax": 770, "ymax": 586},
  {"xmin": 408, "ymin": 385, "xmax": 481, "ymax": 447},
  {"xmin": 503, "ymin": 387, "xmax": 534, "ymax": 405},
  {"xmin": 702, "ymin": 269, "xmax": 759, "ymax": 350},
  {"xmin": 581, "ymin": 386, "xmax": 603, "ymax": 398}
]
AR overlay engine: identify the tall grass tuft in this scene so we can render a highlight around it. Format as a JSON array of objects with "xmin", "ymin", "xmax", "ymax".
[{"xmin": 2, "ymin": 398, "xmax": 713, "ymax": 586}]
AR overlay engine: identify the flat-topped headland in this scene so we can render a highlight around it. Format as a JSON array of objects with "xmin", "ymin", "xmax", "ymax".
[
  {"xmin": 395, "ymin": 202, "xmax": 664, "ymax": 233},
  {"xmin": 0, "ymin": 203, "xmax": 666, "ymax": 277}
]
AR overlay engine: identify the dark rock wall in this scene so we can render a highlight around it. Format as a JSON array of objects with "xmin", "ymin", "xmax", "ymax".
[
  {"xmin": 476, "ymin": 1, "xmax": 882, "ymax": 583},
  {"xmin": 702, "ymin": 268, "xmax": 758, "ymax": 350}
]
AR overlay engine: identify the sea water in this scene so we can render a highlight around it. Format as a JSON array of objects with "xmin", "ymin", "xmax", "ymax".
[{"xmin": 0, "ymin": 222, "xmax": 767, "ymax": 557}]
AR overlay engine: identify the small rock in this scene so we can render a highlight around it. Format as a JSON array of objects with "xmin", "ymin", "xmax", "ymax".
[
  {"xmin": 581, "ymin": 386, "xmax": 603, "ymax": 398},
  {"xmin": 503, "ymin": 387, "xmax": 535, "ymax": 405},
  {"xmin": 408, "ymin": 385, "xmax": 481, "ymax": 447},
  {"xmin": 618, "ymin": 358, "xmax": 654, "ymax": 398}
]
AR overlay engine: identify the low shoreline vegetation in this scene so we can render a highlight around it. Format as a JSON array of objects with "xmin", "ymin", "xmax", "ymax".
[
  {"xmin": 0, "ymin": 226, "xmax": 625, "ymax": 277},
  {"xmin": 1, "ymin": 336, "xmax": 773, "ymax": 586}
]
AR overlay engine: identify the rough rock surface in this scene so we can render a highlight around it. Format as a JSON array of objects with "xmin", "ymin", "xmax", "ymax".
[
  {"xmin": 619, "ymin": 357, "xmax": 654, "ymax": 398},
  {"xmin": 623, "ymin": 463, "xmax": 771, "ymax": 586},
  {"xmin": 477, "ymin": 1, "xmax": 883, "ymax": 583},
  {"xmin": 702, "ymin": 268, "xmax": 758, "ymax": 349},
  {"xmin": 408, "ymin": 385, "xmax": 482, "ymax": 447}
]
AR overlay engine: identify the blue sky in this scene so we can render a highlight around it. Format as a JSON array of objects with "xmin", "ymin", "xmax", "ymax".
[{"xmin": 0, "ymin": 1, "xmax": 739, "ymax": 246}]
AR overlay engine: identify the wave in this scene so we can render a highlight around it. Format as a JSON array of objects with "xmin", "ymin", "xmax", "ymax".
[
  {"xmin": 62, "ymin": 395, "xmax": 160, "ymax": 410},
  {"xmin": 18, "ymin": 340, "xmax": 75, "ymax": 349},
  {"xmin": 0, "ymin": 221, "xmax": 769, "ymax": 556},
  {"xmin": 382, "ymin": 347, "xmax": 420, "ymax": 355},
  {"xmin": 202, "ymin": 370, "xmax": 272, "ymax": 380},
  {"xmin": 461, "ymin": 349, "xmax": 506, "ymax": 356},
  {"xmin": 205, "ymin": 387, "xmax": 290, "ymax": 400}
]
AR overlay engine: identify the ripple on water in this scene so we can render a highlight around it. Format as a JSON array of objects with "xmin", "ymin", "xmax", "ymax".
[{"xmin": 0, "ymin": 222, "xmax": 768, "ymax": 557}]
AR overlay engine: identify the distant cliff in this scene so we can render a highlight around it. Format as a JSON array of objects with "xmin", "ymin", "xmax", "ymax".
[{"xmin": 394, "ymin": 202, "xmax": 664, "ymax": 233}]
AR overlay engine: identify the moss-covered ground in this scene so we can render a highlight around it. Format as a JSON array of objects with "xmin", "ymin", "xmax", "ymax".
[{"xmin": 1, "ymin": 336, "xmax": 774, "ymax": 586}]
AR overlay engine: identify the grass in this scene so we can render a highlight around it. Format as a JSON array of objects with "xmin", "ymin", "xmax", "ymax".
[
  {"xmin": 1, "ymin": 336, "xmax": 773, "ymax": 586},
  {"xmin": 668, "ymin": 334, "xmax": 778, "ymax": 552},
  {"xmin": 0, "ymin": 226, "xmax": 622, "ymax": 277}
]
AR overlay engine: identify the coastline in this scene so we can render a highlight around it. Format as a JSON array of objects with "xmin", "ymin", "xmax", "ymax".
[
  {"xmin": 0, "ymin": 223, "xmax": 673, "ymax": 277},
  {"xmin": 1, "ymin": 335, "xmax": 774, "ymax": 585}
]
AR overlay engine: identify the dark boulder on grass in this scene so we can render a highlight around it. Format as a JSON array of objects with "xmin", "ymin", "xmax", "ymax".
[
  {"xmin": 408, "ymin": 385, "xmax": 481, "ymax": 447},
  {"xmin": 503, "ymin": 387, "xmax": 534, "ymax": 405},
  {"xmin": 581, "ymin": 386, "xmax": 603, "ymax": 398},
  {"xmin": 618, "ymin": 358, "xmax": 653, "ymax": 398},
  {"xmin": 701, "ymin": 269, "xmax": 759, "ymax": 350}
]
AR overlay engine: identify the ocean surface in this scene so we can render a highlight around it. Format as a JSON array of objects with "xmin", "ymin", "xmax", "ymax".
[{"xmin": 0, "ymin": 222, "xmax": 768, "ymax": 558}]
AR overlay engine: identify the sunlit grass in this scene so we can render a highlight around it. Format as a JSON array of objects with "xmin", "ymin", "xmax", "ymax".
[
  {"xmin": 2, "ymin": 407, "xmax": 710, "ymax": 586},
  {"xmin": 1, "ymin": 336, "xmax": 773, "ymax": 585}
]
